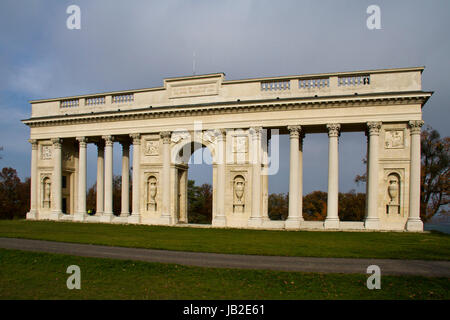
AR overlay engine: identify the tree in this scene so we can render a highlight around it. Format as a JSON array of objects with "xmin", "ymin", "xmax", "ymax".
[
  {"xmin": 420, "ymin": 126, "xmax": 449, "ymax": 221},
  {"xmin": 338, "ymin": 190, "xmax": 366, "ymax": 221},
  {"xmin": 268, "ymin": 193, "xmax": 288, "ymax": 220},
  {"xmin": 303, "ymin": 191, "xmax": 328, "ymax": 221},
  {"xmin": 0, "ymin": 167, "xmax": 29, "ymax": 219},
  {"xmin": 187, "ymin": 180, "xmax": 212, "ymax": 224}
]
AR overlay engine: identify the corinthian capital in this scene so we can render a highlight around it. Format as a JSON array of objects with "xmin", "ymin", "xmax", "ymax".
[
  {"xmin": 287, "ymin": 125, "xmax": 302, "ymax": 138},
  {"xmin": 367, "ymin": 122, "xmax": 382, "ymax": 136},
  {"xmin": 51, "ymin": 138, "xmax": 62, "ymax": 149},
  {"xmin": 326, "ymin": 123, "xmax": 341, "ymax": 137},
  {"xmin": 29, "ymin": 139, "xmax": 38, "ymax": 150},
  {"xmin": 408, "ymin": 120, "xmax": 424, "ymax": 135},
  {"xmin": 102, "ymin": 135, "xmax": 114, "ymax": 146},
  {"xmin": 160, "ymin": 131, "xmax": 171, "ymax": 144},
  {"xmin": 249, "ymin": 126, "xmax": 263, "ymax": 140},
  {"xmin": 130, "ymin": 133, "xmax": 141, "ymax": 145}
]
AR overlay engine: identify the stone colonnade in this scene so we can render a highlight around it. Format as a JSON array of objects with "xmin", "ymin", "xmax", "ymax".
[{"xmin": 27, "ymin": 120, "xmax": 424, "ymax": 231}]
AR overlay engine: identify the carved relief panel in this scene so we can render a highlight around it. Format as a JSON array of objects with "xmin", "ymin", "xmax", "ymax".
[
  {"xmin": 385, "ymin": 130, "xmax": 405, "ymax": 149},
  {"xmin": 145, "ymin": 140, "xmax": 160, "ymax": 156},
  {"xmin": 41, "ymin": 145, "xmax": 52, "ymax": 160}
]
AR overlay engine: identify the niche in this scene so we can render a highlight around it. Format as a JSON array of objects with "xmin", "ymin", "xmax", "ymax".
[{"xmin": 386, "ymin": 173, "xmax": 401, "ymax": 215}]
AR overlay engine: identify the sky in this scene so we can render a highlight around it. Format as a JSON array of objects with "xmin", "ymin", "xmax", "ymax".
[{"xmin": 0, "ymin": 0, "xmax": 449, "ymax": 195}]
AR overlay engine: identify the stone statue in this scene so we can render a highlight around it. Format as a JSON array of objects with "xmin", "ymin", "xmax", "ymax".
[
  {"xmin": 233, "ymin": 175, "xmax": 245, "ymax": 213},
  {"xmin": 43, "ymin": 177, "xmax": 51, "ymax": 208},
  {"xmin": 147, "ymin": 176, "xmax": 157, "ymax": 211}
]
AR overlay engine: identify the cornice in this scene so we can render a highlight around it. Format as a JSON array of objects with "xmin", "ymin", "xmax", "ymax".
[{"xmin": 22, "ymin": 91, "xmax": 432, "ymax": 128}]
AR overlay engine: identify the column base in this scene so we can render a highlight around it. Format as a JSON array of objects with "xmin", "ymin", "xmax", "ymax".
[
  {"xmin": 364, "ymin": 218, "xmax": 380, "ymax": 230},
  {"xmin": 26, "ymin": 210, "xmax": 38, "ymax": 220},
  {"xmin": 406, "ymin": 219, "xmax": 424, "ymax": 232},
  {"xmin": 94, "ymin": 212, "xmax": 103, "ymax": 217},
  {"xmin": 50, "ymin": 211, "xmax": 62, "ymax": 221},
  {"xmin": 159, "ymin": 215, "xmax": 173, "ymax": 225},
  {"xmin": 324, "ymin": 218, "xmax": 340, "ymax": 229},
  {"xmin": 212, "ymin": 216, "xmax": 226, "ymax": 227},
  {"xmin": 248, "ymin": 217, "xmax": 263, "ymax": 228},
  {"xmin": 285, "ymin": 218, "xmax": 303, "ymax": 230},
  {"xmin": 73, "ymin": 212, "xmax": 87, "ymax": 222},
  {"xmin": 120, "ymin": 212, "xmax": 130, "ymax": 218},
  {"xmin": 128, "ymin": 214, "xmax": 141, "ymax": 224},
  {"xmin": 100, "ymin": 213, "xmax": 113, "ymax": 223}
]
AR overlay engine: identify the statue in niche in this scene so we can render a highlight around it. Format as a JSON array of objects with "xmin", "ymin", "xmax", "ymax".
[
  {"xmin": 43, "ymin": 177, "xmax": 51, "ymax": 209},
  {"xmin": 147, "ymin": 176, "xmax": 157, "ymax": 211},
  {"xmin": 386, "ymin": 173, "xmax": 400, "ymax": 215},
  {"xmin": 233, "ymin": 175, "xmax": 245, "ymax": 213}
]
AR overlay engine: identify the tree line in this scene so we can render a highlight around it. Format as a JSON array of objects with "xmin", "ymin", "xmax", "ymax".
[{"xmin": 0, "ymin": 127, "xmax": 448, "ymax": 222}]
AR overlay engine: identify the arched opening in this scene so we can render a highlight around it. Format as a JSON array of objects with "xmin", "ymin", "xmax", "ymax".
[{"xmin": 176, "ymin": 141, "xmax": 213, "ymax": 225}]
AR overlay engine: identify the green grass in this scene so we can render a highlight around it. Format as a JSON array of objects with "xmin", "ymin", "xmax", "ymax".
[
  {"xmin": 0, "ymin": 220, "xmax": 449, "ymax": 260},
  {"xmin": 0, "ymin": 249, "xmax": 448, "ymax": 300}
]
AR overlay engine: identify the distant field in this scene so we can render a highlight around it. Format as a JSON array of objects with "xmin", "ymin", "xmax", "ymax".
[
  {"xmin": 1, "ymin": 249, "xmax": 448, "ymax": 300},
  {"xmin": 0, "ymin": 220, "xmax": 449, "ymax": 260}
]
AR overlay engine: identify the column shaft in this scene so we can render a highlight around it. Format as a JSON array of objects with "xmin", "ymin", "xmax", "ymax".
[
  {"xmin": 406, "ymin": 120, "xmax": 424, "ymax": 231},
  {"xmin": 75, "ymin": 137, "xmax": 87, "ymax": 221},
  {"xmin": 96, "ymin": 143, "xmax": 104, "ymax": 216},
  {"xmin": 325, "ymin": 124, "xmax": 340, "ymax": 229},
  {"xmin": 102, "ymin": 136, "xmax": 114, "ymax": 221},
  {"xmin": 286, "ymin": 125, "xmax": 301, "ymax": 229},
  {"xmin": 129, "ymin": 134, "xmax": 141, "ymax": 223},
  {"xmin": 365, "ymin": 122, "xmax": 381, "ymax": 229},
  {"xmin": 249, "ymin": 127, "xmax": 262, "ymax": 227},
  {"xmin": 27, "ymin": 140, "xmax": 38, "ymax": 219},
  {"xmin": 120, "ymin": 142, "xmax": 130, "ymax": 216},
  {"xmin": 161, "ymin": 132, "xmax": 172, "ymax": 224},
  {"xmin": 213, "ymin": 129, "xmax": 226, "ymax": 226},
  {"xmin": 51, "ymin": 138, "xmax": 63, "ymax": 220},
  {"xmin": 298, "ymin": 134, "xmax": 304, "ymax": 221}
]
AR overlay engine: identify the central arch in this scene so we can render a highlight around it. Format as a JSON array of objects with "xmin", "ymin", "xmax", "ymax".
[{"xmin": 172, "ymin": 133, "xmax": 217, "ymax": 225}]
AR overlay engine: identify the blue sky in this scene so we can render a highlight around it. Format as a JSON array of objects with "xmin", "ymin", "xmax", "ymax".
[{"xmin": 0, "ymin": 0, "xmax": 449, "ymax": 195}]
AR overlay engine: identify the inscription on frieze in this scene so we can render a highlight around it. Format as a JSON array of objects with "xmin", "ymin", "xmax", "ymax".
[{"xmin": 170, "ymin": 82, "xmax": 218, "ymax": 99}]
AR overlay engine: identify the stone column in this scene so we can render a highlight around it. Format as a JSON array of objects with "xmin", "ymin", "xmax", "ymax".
[
  {"xmin": 26, "ymin": 140, "xmax": 38, "ymax": 220},
  {"xmin": 365, "ymin": 122, "xmax": 381, "ymax": 229},
  {"xmin": 74, "ymin": 137, "xmax": 87, "ymax": 221},
  {"xmin": 101, "ymin": 135, "xmax": 114, "ymax": 222},
  {"xmin": 129, "ymin": 133, "xmax": 141, "ymax": 223},
  {"xmin": 325, "ymin": 124, "xmax": 340, "ymax": 229},
  {"xmin": 249, "ymin": 127, "xmax": 263, "ymax": 227},
  {"xmin": 286, "ymin": 125, "xmax": 301, "ymax": 229},
  {"xmin": 213, "ymin": 129, "xmax": 227, "ymax": 227},
  {"xmin": 95, "ymin": 142, "xmax": 105, "ymax": 217},
  {"xmin": 406, "ymin": 120, "xmax": 424, "ymax": 231},
  {"xmin": 160, "ymin": 131, "xmax": 172, "ymax": 224},
  {"xmin": 298, "ymin": 132, "xmax": 305, "ymax": 222},
  {"xmin": 120, "ymin": 141, "xmax": 130, "ymax": 217},
  {"xmin": 50, "ymin": 138, "xmax": 63, "ymax": 220}
]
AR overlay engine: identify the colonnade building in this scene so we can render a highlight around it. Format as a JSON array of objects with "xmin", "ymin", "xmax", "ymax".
[{"xmin": 22, "ymin": 67, "xmax": 432, "ymax": 231}]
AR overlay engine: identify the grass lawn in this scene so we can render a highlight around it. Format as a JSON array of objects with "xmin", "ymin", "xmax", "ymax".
[
  {"xmin": 0, "ymin": 220, "xmax": 449, "ymax": 260},
  {"xmin": 0, "ymin": 248, "xmax": 448, "ymax": 300}
]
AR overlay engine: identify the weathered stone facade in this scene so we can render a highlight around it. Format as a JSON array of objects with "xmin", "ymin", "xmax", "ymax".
[{"xmin": 23, "ymin": 67, "xmax": 432, "ymax": 231}]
